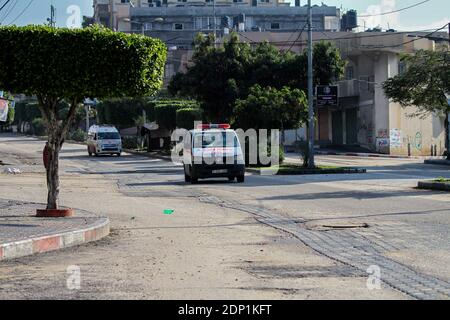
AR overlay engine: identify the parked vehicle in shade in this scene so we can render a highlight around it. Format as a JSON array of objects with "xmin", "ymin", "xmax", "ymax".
[
  {"xmin": 182, "ymin": 124, "xmax": 245, "ymax": 184},
  {"xmin": 87, "ymin": 125, "xmax": 122, "ymax": 157}
]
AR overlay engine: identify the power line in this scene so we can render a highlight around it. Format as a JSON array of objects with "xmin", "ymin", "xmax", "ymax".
[
  {"xmin": 359, "ymin": 0, "xmax": 431, "ymax": 17},
  {"xmin": 0, "ymin": 0, "xmax": 12, "ymax": 13},
  {"xmin": 286, "ymin": 22, "xmax": 308, "ymax": 52},
  {"xmin": 0, "ymin": 0, "xmax": 17, "ymax": 24},
  {"xmin": 155, "ymin": 25, "xmax": 449, "ymax": 46},
  {"xmin": 7, "ymin": 0, "xmax": 34, "ymax": 25}
]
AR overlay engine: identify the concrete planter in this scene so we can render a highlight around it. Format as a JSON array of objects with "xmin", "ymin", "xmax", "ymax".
[
  {"xmin": 36, "ymin": 208, "xmax": 74, "ymax": 218},
  {"xmin": 417, "ymin": 181, "xmax": 450, "ymax": 191}
]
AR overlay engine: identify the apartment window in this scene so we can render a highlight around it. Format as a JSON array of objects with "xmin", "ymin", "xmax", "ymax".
[
  {"xmin": 398, "ymin": 61, "xmax": 407, "ymax": 75},
  {"xmin": 270, "ymin": 23, "xmax": 280, "ymax": 30},
  {"xmin": 144, "ymin": 23, "xmax": 152, "ymax": 31},
  {"xmin": 174, "ymin": 23, "xmax": 183, "ymax": 30},
  {"xmin": 345, "ymin": 66, "xmax": 354, "ymax": 80},
  {"xmin": 259, "ymin": 0, "xmax": 270, "ymax": 2}
]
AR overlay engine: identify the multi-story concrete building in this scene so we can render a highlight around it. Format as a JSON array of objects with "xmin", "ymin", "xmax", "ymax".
[
  {"xmin": 238, "ymin": 31, "xmax": 448, "ymax": 156},
  {"xmin": 92, "ymin": 1, "xmax": 447, "ymax": 156},
  {"xmin": 94, "ymin": 0, "xmax": 345, "ymax": 87},
  {"xmin": 94, "ymin": 1, "xmax": 343, "ymax": 41}
]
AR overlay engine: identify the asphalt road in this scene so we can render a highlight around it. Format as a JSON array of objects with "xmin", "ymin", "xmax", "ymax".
[{"xmin": 0, "ymin": 134, "xmax": 449, "ymax": 299}]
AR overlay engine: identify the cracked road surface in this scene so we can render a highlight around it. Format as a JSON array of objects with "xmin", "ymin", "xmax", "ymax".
[{"xmin": 0, "ymin": 134, "xmax": 449, "ymax": 299}]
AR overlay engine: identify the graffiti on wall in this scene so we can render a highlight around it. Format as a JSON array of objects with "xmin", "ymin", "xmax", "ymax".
[
  {"xmin": 390, "ymin": 129, "xmax": 402, "ymax": 148},
  {"xmin": 376, "ymin": 129, "xmax": 389, "ymax": 149}
]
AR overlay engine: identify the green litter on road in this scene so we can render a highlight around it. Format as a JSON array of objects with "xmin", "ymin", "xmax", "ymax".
[{"xmin": 164, "ymin": 209, "xmax": 174, "ymax": 215}]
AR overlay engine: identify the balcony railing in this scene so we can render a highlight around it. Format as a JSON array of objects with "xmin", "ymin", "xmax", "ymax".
[{"xmin": 337, "ymin": 79, "xmax": 360, "ymax": 98}]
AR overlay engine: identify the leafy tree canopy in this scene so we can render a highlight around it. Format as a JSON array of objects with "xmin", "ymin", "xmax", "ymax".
[
  {"xmin": 383, "ymin": 49, "xmax": 450, "ymax": 116},
  {"xmin": 0, "ymin": 25, "xmax": 166, "ymax": 100},
  {"xmin": 0, "ymin": 25, "xmax": 167, "ymax": 210},
  {"xmin": 234, "ymin": 85, "xmax": 308, "ymax": 131},
  {"xmin": 168, "ymin": 32, "xmax": 345, "ymax": 122}
]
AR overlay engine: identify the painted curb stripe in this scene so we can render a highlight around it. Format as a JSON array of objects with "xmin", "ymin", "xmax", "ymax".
[
  {"xmin": 33, "ymin": 236, "xmax": 60, "ymax": 254},
  {"xmin": 0, "ymin": 219, "xmax": 110, "ymax": 261}
]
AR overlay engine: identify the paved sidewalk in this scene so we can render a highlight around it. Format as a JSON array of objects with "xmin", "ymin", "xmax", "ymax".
[{"xmin": 0, "ymin": 199, "xmax": 110, "ymax": 261}]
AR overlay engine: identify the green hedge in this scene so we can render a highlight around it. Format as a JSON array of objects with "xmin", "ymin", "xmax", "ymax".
[
  {"xmin": 68, "ymin": 128, "xmax": 87, "ymax": 142},
  {"xmin": 96, "ymin": 98, "xmax": 199, "ymax": 130},
  {"xmin": 13, "ymin": 101, "xmax": 41, "ymax": 125},
  {"xmin": 155, "ymin": 104, "xmax": 179, "ymax": 131},
  {"xmin": 32, "ymin": 118, "xmax": 46, "ymax": 136},
  {"xmin": 176, "ymin": 108, "xmax": 203, "ymax": 130},
  {"xmin": 154, "ymin": 100, "xmax": 199, "ymax": 131},
  {"xmin": 96, "ymin": 97, "xmax": 156, "ymax": 130}
]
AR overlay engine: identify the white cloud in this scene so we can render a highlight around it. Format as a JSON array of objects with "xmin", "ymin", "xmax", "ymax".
[{"xmin": 357, "ymin": 0, "xmax": 449, "ymax": 31}]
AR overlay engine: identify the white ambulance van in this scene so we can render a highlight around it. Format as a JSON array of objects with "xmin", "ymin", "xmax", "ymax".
[
  {"xmin": 87, "ymin": 125, "xmax": 122, "ymax": 157},
  {"xmin": 182, "ymin": 124, "xmax": 245, "ymax": 184}
]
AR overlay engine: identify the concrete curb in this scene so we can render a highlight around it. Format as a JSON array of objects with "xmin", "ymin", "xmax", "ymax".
[
  {"xmin": 417, "ymin": 181, "xmax": 450, "ymax": 191},
  {"xmin": 0, "ymin": 217, "xmax": 110, "ymax": 261},
  {"xmin": 246, "ymin": 167, "xmax": 366, "ymax": 175},
  {"xmin": 315, "ymin": 151, "xmax": 445, "ymax": 160},
  {"xmin": 123, "ymin": 148, "xmax": 172, "ymax": 161},
  {"xmin": 424, "ymin": 159, "xmax": 450, "ymax": 166}
]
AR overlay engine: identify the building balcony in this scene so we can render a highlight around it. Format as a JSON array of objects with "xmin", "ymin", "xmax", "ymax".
[{"xmin": 337, "ymin": 79, "xmax": 360, "ymax": 98}]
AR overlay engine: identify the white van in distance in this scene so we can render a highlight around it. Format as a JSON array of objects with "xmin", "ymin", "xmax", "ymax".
[{"xmin": 87, "ymin": 125, "xmax": 122, "ymax": 157}]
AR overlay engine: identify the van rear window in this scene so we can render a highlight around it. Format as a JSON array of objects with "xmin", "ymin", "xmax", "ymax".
[{"xmin": 193, "ymin": 132, "xmax": 238, "ymax": 149}]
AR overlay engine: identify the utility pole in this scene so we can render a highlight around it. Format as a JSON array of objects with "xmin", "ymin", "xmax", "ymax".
[
  {"xmin": 213, "ymin": 0, "xmax": 217, "ymax": 46},
  {"xmin": 307, "ymin": 0, "xmax": 315, "ymax": 168},
  {"xmin": 47, "ymin": 4, "xmax": 56, "ymax": 27},
  {"xmin": 110, "ymin": 0, "xmax": 115, "ymax": 31}
]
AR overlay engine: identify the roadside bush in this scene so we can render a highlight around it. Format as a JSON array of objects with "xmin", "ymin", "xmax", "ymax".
[
  {"xmin": 155, "ymin": 104, "xmax": 180, "ymax": 131},
  {"xmin": 68, "ymin": 129, "xmax": 87, "ymax": 142},
  {"xmin": 96, "ymin": 97, "xmax": 156, "ymax": 130},
  {"xmin": 154, "ymin": 100, "xmax": 199, "ymax": 131},
  {"xmin": 176, "ymin": 108, "xmax": 203, "ymax": 130},
  {"xmin": 293, "ymin": 140, "xmax": 309, "ymax": 167},
  {"xmin": 13, "ymin": 101, "xmax": 41, "ymax": 126},
  {"xmin": 122, "ymin": 136, "xmax": 138, "ymax": 150},
  {"xmin": 31, "ymin": 118, "xmax": 46, "ymax": 136}
]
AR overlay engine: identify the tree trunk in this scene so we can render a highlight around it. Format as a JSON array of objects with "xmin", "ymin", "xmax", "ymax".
[
  {"xmin": 46, "ymin": 137, "xmax": 61, "ymax": 210},
  {"xmin": 37, "ymin": 96, "xmax": 79, "ymax": 210}
]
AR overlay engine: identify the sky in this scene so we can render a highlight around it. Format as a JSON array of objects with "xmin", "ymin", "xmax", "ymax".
[{"xmin": 0, "ymin": 0, "xmax": 448, "ymax": 32}]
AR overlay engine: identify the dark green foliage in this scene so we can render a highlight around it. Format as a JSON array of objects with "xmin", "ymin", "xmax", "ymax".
[
  {"xmin": 0, "ymin": 25, "xmax": 167, "ymax": 210},
  {"xmin": 96, "ymin": 97, "xmax": 156, "ymax": 129},
  {"xmin": 155, "ymin": 105, "xmax": 180, "ymax": 131},
  {"xmin": 0, "ymin": 25, "xmax": 167, "ymax": 100},
  {"xmin": 176, "ymin": 108, "xmax": 203, "ymax": 130},
  {"xmin": 68, "ymin": 128, "xmax": 87, "ymax": 142},
  {"xmin": 122, "ymin": 136, "xmax": 138, "ymax": 149},
  {"xmin": 383, "ymin": 49, "xmax": 450, "ymax": 158},
  {"xmin": 169, "ymin": 33, "xmax": 345, "ymax": 122},
  {"xmin": 383, "ymin": 50, "xmax": 450, "ymax": 116},
  {"xmin": 13, "ymin": 101, "xmax": 41, "ymax": 125},
  {"xmin": 31, "ymin": 118, "xmax": 46, "ymax": 136},
  {"xmin": 234, "ymin": 85, "xmax": 308, "ymax": 130},
  {"xmin": 7, "ymin": 104, "xmax": 14, "ymax": 124},
  {"xmin": 154, "ymin": 100, "xmax": 198, "ymax": 131}
]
